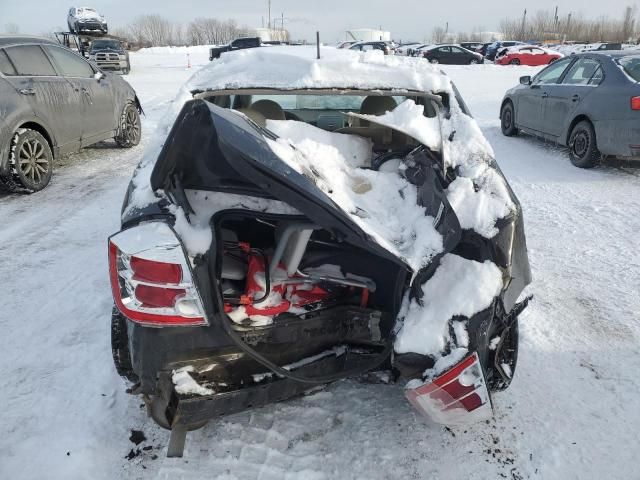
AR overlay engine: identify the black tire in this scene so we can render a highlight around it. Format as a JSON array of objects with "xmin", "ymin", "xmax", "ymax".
[
  {"xmin": 122, "ymin": 65, "xmax": 130, "ymax": 75},
  {"xmin": 10, "ymin": 129, "xmax": 53, "ymax": 192},
  {"xmin": 430, "ymin": 58, "xmax": 439, "ymax": 64},
  {"xmin": 510, "ymin": 58, "xmax": 521, "ymax": 65},
  {"xmin": 114, "ymin": 102, "xmax": 141, "ymax": 147},
  {"xmin": 568, "ymin": 120, "xmax": 600, "ymax": 168},
  {"xmin": 469, "ymin": 58, "xmax": 479, "ymax": 65},
  {"xmin": 111, "ymin": 307, "xmax": 138, "ymax": 383},
  {"xmin": 500, "ymin": 101, "xmax": 518, "ymax": 136}
]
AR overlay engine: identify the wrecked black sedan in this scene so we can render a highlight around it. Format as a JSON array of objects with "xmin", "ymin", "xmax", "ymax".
[{"xmin": 108, "ymin": 48, "xmax": 531, "ymax": 456}]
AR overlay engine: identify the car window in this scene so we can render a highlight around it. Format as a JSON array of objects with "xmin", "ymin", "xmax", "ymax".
[
  {"xmin": 4, "ymin": 45, "xmax": 57, "ymax": 76},
  {"xmin": 562, "ymin": 58, "xmax": 602, "ymax": 85},
  {"xmin": 618, "ymin": 56, "xmax": 640, "ymax": 81},
  {"xmin": 45, "ymin": 46, "xmax": 94, "ymax": 78},
  {"xmin": 450, "ymin": 47, "xmax": 464, "ymax": 53},
  {"xmin": 438, "ymin": 47, "xmax": 451, "ymax": 53},
  {"xmin": 362, "ymin": 44, "xmax": 374, "ymax": 51},
  {"xmin": 0, "ymin": 49, "xmax": 17, "ymax": 76},
  {"xmin": 533, "ymin": 58, "xmax": 573, "ymax": 85}
]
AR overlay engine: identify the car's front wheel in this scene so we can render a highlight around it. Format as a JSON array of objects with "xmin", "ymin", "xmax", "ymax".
[
  {"xmin": 114, "ymin": 102, "xmax": 141, "ymax": 147},
  {"xmin": 500, "ymin": 101, "xmax": 518, "ymax": 136},
  {"xmin": 569, "ymin": 120, "xmax": 600, "ymax": 168},
  {"xmin": 509, "ymin": 58, "xmax": 521, "ymax": 65},
  {"xmin": 10, "ymin": 129, "xmax": 53, "ymax": 192},
  {"xmin": 469, "ymin": 58, "xmax": 479, "ymax": 64}
]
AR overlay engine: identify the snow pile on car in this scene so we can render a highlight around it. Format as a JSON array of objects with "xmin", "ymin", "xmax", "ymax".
[
  {"xmin": 187, "ymin": 46, "xmax": 453, "ymax": 92},
  {"xmin": 395, "ymin": 254, "xmax": 503, "ymax": 377},
  {"xmin": 265, "ymin": 112, "xmax": 444, "ymax": 272}
]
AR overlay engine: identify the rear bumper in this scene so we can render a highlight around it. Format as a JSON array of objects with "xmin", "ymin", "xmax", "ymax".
[
  {"xmin": 594, "ymin": 119, "xmax": 640, "ymax": 158},
  {"xmin": 157, "ymin": 348, "xmax": 384, "ymax": 429}
]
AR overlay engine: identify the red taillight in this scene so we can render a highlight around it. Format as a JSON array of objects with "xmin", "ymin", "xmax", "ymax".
[
  {"xmin": 130, "ymin": 256, "xmax": 182, "ymax": 284},
  {"xmin": 134, "ymin": 284, "xmax": 186, "ymax": 308},
  {"xmin": 631, "ymin": 97, "xmax": 640, "ymax": 110},
  {"xmin": 108, "ymin": 222, "xmax": 207, "ymax": 327},
  {"xmin": 405, "ymin": 352, "xmax": 493, "ymax": 425}
]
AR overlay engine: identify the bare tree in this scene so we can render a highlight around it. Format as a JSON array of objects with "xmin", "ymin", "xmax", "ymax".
[
  {"xmin": 431, "ymin": 26, "xmax": 446, "ymax": 44},
  {"xmin": 129, "ymin": 15, "xmax": 175, "ymax": 47},
  {"xmin": 4, "ymin": 22, "xmax": 19, "ymax": 34}
]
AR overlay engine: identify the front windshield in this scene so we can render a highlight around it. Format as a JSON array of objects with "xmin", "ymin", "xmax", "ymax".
[
  {"xmin": 91, "ymin": 40, "xmax": 120, "ymax": 51},
  {"xmin": 618, "ymin": 56, "xmax": 640, "ymax": 81}
]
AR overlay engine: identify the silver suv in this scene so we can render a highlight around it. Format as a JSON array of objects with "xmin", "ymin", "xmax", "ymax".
[
  {"xmin": 0, "ymin": 36, "xmax": 141, "ymax": 191},
  {"xmin": 67, "ymin": 6, "xmax": 108, "ymax": 35}
]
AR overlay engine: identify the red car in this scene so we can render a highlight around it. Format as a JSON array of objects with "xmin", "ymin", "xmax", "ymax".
[{"xmin": 496, "ymin": 45, "xmax": 563, "ymax": 66}]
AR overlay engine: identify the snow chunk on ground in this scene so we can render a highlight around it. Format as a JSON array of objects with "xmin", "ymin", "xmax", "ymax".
[
  {"xmin": 347, "ymin": 99, "xmax": 441, "ymax": 151},
  {"xmin": 172, "ymin": 366, "xmax": 214, "ymax": 396},
  {"xmin": 395, "ymin": 254, "xmax": 503, "ymax": 356},
  {"xmin": 264, "ymin": 121, "xmax": 443, "ymax": 271}
]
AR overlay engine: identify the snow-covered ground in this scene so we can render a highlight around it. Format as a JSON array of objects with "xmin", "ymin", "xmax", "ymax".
[{"xmin": 1, "ymin": 50, "xmax": 639, "ymax": 480}]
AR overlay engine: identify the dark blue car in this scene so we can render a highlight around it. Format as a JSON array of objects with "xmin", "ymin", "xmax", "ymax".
[{"xmin": 500, "ymin": 51, "xmax": 640, "ymax": 168}]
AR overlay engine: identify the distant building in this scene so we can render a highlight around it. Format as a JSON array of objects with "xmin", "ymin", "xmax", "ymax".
[
  {"xmin": 252, "ymin": 27, "xmax": 289, "ymax": 42},
  {"xmin": 347, "ymin": 29, "xmax": 391, "ymax": 42}
]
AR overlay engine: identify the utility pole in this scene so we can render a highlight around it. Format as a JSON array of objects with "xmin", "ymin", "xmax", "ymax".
[
  {"xmin": 268, "ymin": 0, "xmax": 271, "ymax": 29},
  {"xmin": 554, "ymin": 6, "xmax": 559, "ymax": 40},
  {"xmin": 562, "ymin": 12, "xmax": 572, "ymax": 44},
  {"xmin": 520, "ymin": 9, "xmax": 527, "ymax": 41}
]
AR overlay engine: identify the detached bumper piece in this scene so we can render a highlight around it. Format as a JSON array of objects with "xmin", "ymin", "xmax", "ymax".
[
  {"xmin": 405, "ymin": 352, "xmax": 493, "ymax": 425},
  {"xmin": 160, "ymin": 348, "xmax": 383, "ymax": 457}
]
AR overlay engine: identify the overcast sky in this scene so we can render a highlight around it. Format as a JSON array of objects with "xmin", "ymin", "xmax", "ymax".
[{"xmin": 0, "ymin": 0, "xmax": 635, "ymax": 42}]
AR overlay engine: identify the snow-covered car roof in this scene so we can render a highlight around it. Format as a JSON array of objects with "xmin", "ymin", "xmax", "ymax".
[{"xmin": 187, "ymin": 46, "xmax": 452, "ymax": 94}]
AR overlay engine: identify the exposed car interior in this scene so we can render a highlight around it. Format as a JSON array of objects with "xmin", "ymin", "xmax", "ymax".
[{"xmin": 199, "ymin": 91, "xmax": 441, "ymax": 159}]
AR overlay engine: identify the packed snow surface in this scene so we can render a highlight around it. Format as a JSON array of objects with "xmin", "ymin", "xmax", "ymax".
[
  {"xmin": 2, "ymin": 48, "xmax": 640, "ymax": 480},
  {"xmin": 395, "ymin": 254, "xmax": 503, "ymax": 358}
]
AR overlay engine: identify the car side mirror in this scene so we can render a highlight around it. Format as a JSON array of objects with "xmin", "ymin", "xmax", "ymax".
[
  {"xmin": 94, "ymin": 71, "xmax": 105, "ymax": 81},
  {"xmin": 520, "ymin": 75, "xmax": 532, "ymax": 85}
]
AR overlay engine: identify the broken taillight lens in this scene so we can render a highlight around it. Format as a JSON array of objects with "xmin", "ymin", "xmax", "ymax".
[
  {"xmin": 405, "ymin": 352, "xmax": 493, "ymax": 425},
  {"xmin": 108, "ymin": 222, "xmax": 207, "ymax": 327}
]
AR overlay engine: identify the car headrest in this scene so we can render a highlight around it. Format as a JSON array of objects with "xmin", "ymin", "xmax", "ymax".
[
  {"xmin": 356, "ymin": 96, "xmax": 398, "ymax": 127},
  {"xmin": 250, "ymin": 99, "xmax": 286, "ymax": 121}
]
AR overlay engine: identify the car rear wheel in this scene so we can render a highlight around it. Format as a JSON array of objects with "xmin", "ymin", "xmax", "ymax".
[
  {"xmin": 548, "ymin": 57, "xmax": 557, "ymax": 64},
  {"xmin": 111, "ymin": 307, "xmax": 138, "ymax": 383},
  {"xmin": 509, "ymin": 58, "xmax": 521, "ymax": 65},
  {"xmin": 430, "ymin": 58, "xmax": 439, "ymax": 64},
  {"xmin": 569, "ymin": 120, "xmax": 600, "ymax": 168},
  {"xmin": 500, "ymin": 101, "xmax": 518, "ymax": 136},
  {"xmin": 469, "ymin": 58, "xmax": 479, "ymax": 64},
  {"xmin": 10, "ymin": 129, "xmax": 53, "ymax": 192},
  {"xmin": 114, "ymin": 102, "xmax": 141, "ymax": 147}
]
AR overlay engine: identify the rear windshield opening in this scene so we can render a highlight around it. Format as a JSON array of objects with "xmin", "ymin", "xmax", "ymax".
[{"xmin": 619, "ymin": 56, "xmax": 640, "ymax": 82}]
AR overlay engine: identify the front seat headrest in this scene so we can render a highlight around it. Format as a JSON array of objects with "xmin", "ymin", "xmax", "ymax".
[
  {"xmin": 250, "ymin": 99, "xmax": 286, "ymax": 121},
  {"xmin": 356, "ymin": 96, "xmax": 398, "ymax": 127}
]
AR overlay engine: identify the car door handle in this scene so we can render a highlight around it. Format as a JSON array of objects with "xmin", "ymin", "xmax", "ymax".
[
  {"xmin": 541, "ymin": 92, "xmax": 549, "ymax": 98},
  {"xmin": 572, "ymin": 94, "xmax": 580, "ymax": 102},
  {"xmin": 19, "ymin": 88, "xmax": 35, "ymax": 96}
]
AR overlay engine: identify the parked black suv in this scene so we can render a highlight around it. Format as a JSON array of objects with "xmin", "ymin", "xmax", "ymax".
[
  {"xmin": 209, "ymin": 37, "xmax": 262, "ymax": 61},
  {"xmin": 0, "ymin": 36, "xmax": 142, "ymax": 191}
]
